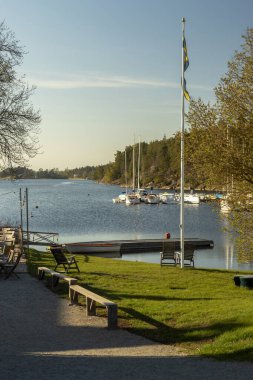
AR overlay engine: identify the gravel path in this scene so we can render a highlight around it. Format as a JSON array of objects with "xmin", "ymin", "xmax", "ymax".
[{"xmin": 0, "ymin": 273, "xmax": 252, "ymax": 379}]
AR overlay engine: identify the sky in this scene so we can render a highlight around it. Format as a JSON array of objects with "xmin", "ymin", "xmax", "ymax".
[{"xmin": 0, "ymin": 0, "xmax": 252, "ymax": 170}]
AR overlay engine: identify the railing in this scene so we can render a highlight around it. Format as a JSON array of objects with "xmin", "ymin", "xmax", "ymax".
[{"xmin": 22, "ymin": 231, "xmax": 59, "ymax": 246}]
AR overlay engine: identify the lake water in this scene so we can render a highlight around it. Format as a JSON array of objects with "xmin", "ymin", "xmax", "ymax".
[{"xmin": 1, "ymin": 178, "xmax": 252, "ymax": 271}]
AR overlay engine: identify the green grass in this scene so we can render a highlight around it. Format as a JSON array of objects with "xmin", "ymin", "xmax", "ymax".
[{"xmin": 27, "ymin": 249, "xmax": 253, "ymax": 361}]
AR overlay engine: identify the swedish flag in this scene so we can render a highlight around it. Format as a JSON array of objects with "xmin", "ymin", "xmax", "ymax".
[
  {"xmin": 182, "ymin": 34, "xmax": 190, "ymax": 101},
  {"xmin": 183, "ymin": 79, "xmax": 190, "ymax": 101},
  {"xmin": 183, "ymin": 36, "xmax": 189, "ymax": 71}
]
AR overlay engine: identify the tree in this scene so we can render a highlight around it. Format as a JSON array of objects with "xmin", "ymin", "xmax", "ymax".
[
  {"xmin": 186, "ymin": 28, "xmax": 253, "ymax": 191},
  {"xmin": 0, "ymin": 22, "xmax": 40, "ymax": 168},
  {"xmin": 186, "ymin": 28, "xmax": 253, "ymax": 261}
]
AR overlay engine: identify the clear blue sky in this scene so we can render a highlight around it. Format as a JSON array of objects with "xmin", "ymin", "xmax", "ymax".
[{"xmin": 0, "ymin": 0, "xmax": 252, "ymax": 170}]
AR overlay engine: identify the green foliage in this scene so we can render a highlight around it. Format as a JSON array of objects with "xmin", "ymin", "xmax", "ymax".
[
  {"xmin": 28, "ymin": 249, "xmax": 253, "ymax": 361},
  {"xmin": 91, "ymin": 137, "xmax": 182, "ymax": 188},
  {"xmin": 186, "ymin": 28, "xmax": 253, "ymax": 192},
  {"xmin": 186, "ymin": 28, "xmax": 253, "ymax": 256}
]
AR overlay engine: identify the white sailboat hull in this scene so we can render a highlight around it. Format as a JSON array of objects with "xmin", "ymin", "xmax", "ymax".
[
  {"xmin": 184, "ymin": 194, "xmax": 200, "ymax": 204},
  {"xmin": 145, "ymin": 194, "xmax": 160, "ymax": 204},
  {"xmin": 159, "ymin": 193, "xmax": 178, "ymax": 204},
  {"xmin": 125, "ymin": 194, "xmax": 141, "ymax": 205}
]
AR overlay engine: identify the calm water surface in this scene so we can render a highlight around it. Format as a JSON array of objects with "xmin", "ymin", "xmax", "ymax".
[{"xmin": 0, "ymin": 179, "xmax": 252, "ymax": 271}]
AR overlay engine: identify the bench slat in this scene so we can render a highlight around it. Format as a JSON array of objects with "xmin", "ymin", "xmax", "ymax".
[
  {"xmin": 38, "ymin": 267, "xmax": 77, "ymax": 294},
  {"xmin": 70, "ymin": 284, "xmax": 115, "ymax": 306},
  {"xmin": 69, "ymin": 284, "xmax": 117, "ymax": 329}
]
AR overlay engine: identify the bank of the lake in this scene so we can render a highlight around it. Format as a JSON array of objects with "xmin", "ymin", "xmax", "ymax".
[{"xmin": 28, "ymin": 249, "xmax": 253, "ymax": 362}]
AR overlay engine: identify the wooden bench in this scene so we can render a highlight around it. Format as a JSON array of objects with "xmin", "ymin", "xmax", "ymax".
[
  {"xmin": 69, "ymin": 284, "xmax": 118, "ymax": 329},
  {"xmin": 38, "ymin": 266, "xmax": 77, "ymax": 295}
]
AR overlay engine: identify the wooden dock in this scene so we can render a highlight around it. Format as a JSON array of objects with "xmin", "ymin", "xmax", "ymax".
[
  {"xmin": 24, "ymin": 232, "xmax": 213, "ymax": 255},
  {"xmin": 119, "ymin": 238, "xmax": 213, "ymax": 254},
  {"xmin": 63, "ymin": 238, "xmax": 213, "ymax": 255}
]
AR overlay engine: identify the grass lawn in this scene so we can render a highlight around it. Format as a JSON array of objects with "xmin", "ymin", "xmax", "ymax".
[{"xmin": 27, "ymin": 249, "xmax": 253, "ymax": 361}]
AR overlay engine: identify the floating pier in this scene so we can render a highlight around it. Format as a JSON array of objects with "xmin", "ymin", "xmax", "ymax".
[
  {"xmin": 23, "ymin": 232, "xmax": 213, "ymax": 255},
  {"xmin": 64, "ymin": 238, "xmax": 213, "ymax": 255},
  {"xmin": 119, "ymin": 238, "xmax": 213, "ymax": 254}
]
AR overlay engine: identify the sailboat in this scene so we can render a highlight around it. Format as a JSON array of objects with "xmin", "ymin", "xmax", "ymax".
[
  {"xmin": 112, "ymin": 150, "xmax": 128, "ymax": 203},
  {"xmin": 125, "ymin": 139, "xmax": 140, "ymax": 205},
  {"xmin": 135, "ymin": 137, "xmax": 148, "ymax": 202},
  {"xmin": 184, "ymin": 192, "xmax": 200, "ymax": 204},
  {"xmin": 159, "ymin": 191, "xmax": 178, "ymax": 204}
]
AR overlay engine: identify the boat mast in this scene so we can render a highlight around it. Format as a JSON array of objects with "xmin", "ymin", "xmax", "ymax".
[
  {"xmin": 137, "ymin": 136, "xmax": 141, "ymax": 190},
  {"xmin": 125, "ymin": 149, "xmax": 128, "ymax": 194},
  {"xmin": 180, "ymin": 17, "xmax": 186, "ymax": 268}
]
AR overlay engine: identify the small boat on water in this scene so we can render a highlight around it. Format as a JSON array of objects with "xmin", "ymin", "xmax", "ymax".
[
  {"xmin": 112, "ymin": 149, "xmax": 129, "ymax": 204},
  {"xmin": 159, "ymin": 192, "xmax": 178, "ymax": 204},
  {"xmin": 64, "ymin": 241, "xmax": 121, "ymax": 257},
  {"xmin": 145, "ymin": 193, "xmax": 160, "ymax": 204},
  {"xmin": 136, "ymin": 188, "xmax": 148, "ymax": 202},
  {"xmin": 125, "ymin": 193, "xmax": 141, "ymax": 205},
  {"xmin": 112, "ymin": 192, "xmax": 127, "ymax": 203},
  {"xmin": 220, "ymin": 199, "xmax": 231, "ymax": 213},
  {"xmin": 184, "ymin": 193, "xmax": 200, "ymax": 204}
]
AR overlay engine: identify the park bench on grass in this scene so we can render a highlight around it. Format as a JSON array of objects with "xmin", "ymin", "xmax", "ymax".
[
  {"xmin": 69, "ymin": 284, "xmax": 118, "ymax": 329},
  {"xmin": 38, "ymin": 266, "xmax": 77, "ymax": 295}
]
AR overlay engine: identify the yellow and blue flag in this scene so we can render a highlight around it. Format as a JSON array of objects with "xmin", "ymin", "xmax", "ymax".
[
  {"xmin": 183, "ymin": 36, "xmax": 189, "ymax": 71},
  {"xmin": 182, "ymin": 33, "xmax": 190, "ymax": 101},
  {"xmin": 183, "ymin": 78, "xmax": 190, "ymax": 101}
]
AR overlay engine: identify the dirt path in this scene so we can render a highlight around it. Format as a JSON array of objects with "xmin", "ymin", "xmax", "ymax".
[{"xmin": 0, "ymin": 273, "xmax": 252, "ymax": 379}]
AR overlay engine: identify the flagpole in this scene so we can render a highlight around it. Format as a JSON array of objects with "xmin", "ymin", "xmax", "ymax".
[
  {"xmin": 133, "ymin": 135, "xmax": 135, "ymax": 191},
  {"xmin": 137, "ymin": 135, "xmax": 141, "ymax": 190},
  {"xmin": 180, "ymin": 17, "xmax": 186, "ymax": 268}
]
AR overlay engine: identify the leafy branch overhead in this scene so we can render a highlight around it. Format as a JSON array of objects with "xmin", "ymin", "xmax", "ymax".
[{"xmin": 0, "ymin": 21, "xmax": 41, "ymax": 168}]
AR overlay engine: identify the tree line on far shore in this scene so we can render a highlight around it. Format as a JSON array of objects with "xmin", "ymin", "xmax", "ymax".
[{"xmin": 0, "ymin": 135, "xmax": 184, "ymax": 189}]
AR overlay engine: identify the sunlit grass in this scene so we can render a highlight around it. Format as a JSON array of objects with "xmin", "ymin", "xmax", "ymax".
[{"xmin": 27, "ymin": 249, "xmax": 253, "ymax": 361}]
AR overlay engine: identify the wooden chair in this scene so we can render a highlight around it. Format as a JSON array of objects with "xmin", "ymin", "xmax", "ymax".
[
  {"xmin": 49, "ymin": 246, "xmax": 80, "ymax": 273},
  {"xmin": 160, "ymin": 241, "xmax": 177, "ymax": 265},
  {"xmin": 0, "ymin": 248, "xmax": 23, "ymax": 279},
  {"xmin": 0, "ymin": 248, "xmax": 15, "ymax": 264},
  {"xmin": 0, "ymin": 239, "xmax": 15, "ymax": 255}
]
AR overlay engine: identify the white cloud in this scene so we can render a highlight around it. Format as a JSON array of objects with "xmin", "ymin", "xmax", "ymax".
[{"xmin": 27, "ymin": 73, "xmax": 212, "ymax": 91}]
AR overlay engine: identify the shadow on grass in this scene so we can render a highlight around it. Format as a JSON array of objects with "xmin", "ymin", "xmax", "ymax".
[
  {"xmin": 120, "ymin": 306, "xmax": 248, "ymax": 346},
  {"xmin": 81, "ymin": 286, "xmax": 218, "ymax": 302},
  {"xmin": 205, "ymin": 347, "xmax": 253, "ymax": 361}
]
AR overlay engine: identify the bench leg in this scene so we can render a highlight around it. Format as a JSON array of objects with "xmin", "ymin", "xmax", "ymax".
[
  {"xmin": 52, "ymin": 275, "xmax": 59, "ymax": 288},
  {"xmin": 70, "ymin": 288, "xmax": 79, "ymax": 304},
  {"xmin": 38, "ymin": 269, "xmax": 45, "ymax": 280},
  {"xmin": 69, "ymin": 279, "xmax": 77, "ymax": 298},
  {"xmin": 87, "ymin": 297, "xmax": 96, "ymax": 316},
  {"xmin": 107, "ymin": 305, "xmax": 118, "ymax": 329}
]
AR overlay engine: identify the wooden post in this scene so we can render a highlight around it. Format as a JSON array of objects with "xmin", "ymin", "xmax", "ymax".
[
  {"xmin": 107, "ymin": 305, "xmax": 118, "ymax": 329},
  {"xmin": 87, "ymin": 297, "xmax": 96, "ymax": 316}
]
